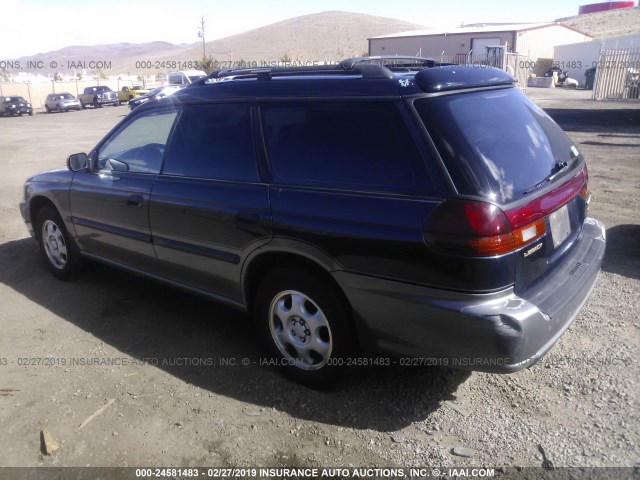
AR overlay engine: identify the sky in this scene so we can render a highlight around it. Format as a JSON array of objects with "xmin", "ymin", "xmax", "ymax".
[{"xmin": 0, "ymin": 0, "xmax": 608, "ymax": 58}]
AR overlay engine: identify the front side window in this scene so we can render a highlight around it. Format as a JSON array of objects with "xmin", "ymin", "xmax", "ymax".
[
  {"xmin": 162, "ymin": 103, "xmax": 258, "ymax": 182},
  {"xmin": 98, "ymin": 108, "xmax": 178, "ymax": 174},
  {"xmin": 260, "ymin": 101, "xmax": 429, "ymax": 194}
]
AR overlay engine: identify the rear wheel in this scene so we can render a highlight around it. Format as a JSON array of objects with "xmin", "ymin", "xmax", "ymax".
[
  {"xmin": 45, "ymin": 105, "xmax": 51, "ymax": 113},
  {"xmin": 36, "ymin": 206, "xmax": 80, "ymax": 280},
  {"xmin": 254, "ymin": 268, "xmax": 352, "ymax": 388}
]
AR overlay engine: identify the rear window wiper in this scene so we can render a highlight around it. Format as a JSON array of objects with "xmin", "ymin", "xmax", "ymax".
[
  {"xmin": 523, "ymin": 145, "xmax": 580, "ymax": 195},
  {"xmin": 523, "ymin": 161, "xmax": 569, "ymax": 195}
]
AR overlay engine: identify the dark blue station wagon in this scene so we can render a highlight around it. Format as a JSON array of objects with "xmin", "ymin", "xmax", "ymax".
[{"xmin": 20, "ymin": 58, "xmax": 606, "ymax": 387}]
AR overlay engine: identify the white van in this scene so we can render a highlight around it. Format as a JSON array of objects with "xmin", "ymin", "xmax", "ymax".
[{"xmin": 167, "ymin": 70, "xmax": 207, "ymax": 85}]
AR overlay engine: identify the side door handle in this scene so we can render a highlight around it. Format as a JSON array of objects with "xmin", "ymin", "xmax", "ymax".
[{"xmin": 127, "ymin": 194, "xmax": 144, "ymax": 208}]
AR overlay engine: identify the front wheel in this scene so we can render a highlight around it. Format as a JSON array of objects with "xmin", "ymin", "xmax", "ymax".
[
  {"xmin": 36, "ymin": 206, "xmax": 80, "ymax": 280},
  {"xmin": 254, "ymin": 268, "xmax": 353, "ymax": 388}
]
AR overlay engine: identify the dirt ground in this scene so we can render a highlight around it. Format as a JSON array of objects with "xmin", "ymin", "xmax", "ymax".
[{"xmin": 0, "ymin": 90, "xmax": 638, "ymax": 472}]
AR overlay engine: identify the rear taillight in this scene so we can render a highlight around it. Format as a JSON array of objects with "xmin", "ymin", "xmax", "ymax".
[
  {"xmin": 424, "ymin": 200, "xmax": 546, "ymax": 257},
  {"xmin": 425, "ymin": 166, "xmax": 588, "ymax": 257}
]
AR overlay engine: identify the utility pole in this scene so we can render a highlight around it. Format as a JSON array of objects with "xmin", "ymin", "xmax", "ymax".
[{"xmin": 198, "ymin": 17, "xmax": 206, "ymax": 58}]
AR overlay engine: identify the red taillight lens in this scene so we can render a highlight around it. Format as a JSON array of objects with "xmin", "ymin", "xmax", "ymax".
[
  {"xmin": 424, "ymin": 166, "xmax": 588, "ymax": 257},
  {"xmin": 424, "ymin": 200, "xmax": 546, "ymax": 257}
]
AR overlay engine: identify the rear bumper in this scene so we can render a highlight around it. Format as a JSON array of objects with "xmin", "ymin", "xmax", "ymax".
[{"xmin": 334, "ymin": 217, "xmax": 606, "ymax": 373}]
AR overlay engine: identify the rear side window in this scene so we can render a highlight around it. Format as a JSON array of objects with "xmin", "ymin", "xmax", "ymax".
[
  {"xmin": 261, "ymin": 102, "xmax": 429, "ymax": 194},
  {"xmin": 162, "ymin": 104, "xmax": 258, "ymax": 182},
  {"xmin": 415, "ymin": 88, "xmax": 576, "ymax": 203}
]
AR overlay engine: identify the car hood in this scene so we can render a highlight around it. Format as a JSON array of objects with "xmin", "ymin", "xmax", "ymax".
[
  {"xmin": 26, "ymin": 168, "xmax": 73, "ymax": 184},
  {"xmin": 130, "ymin": 96, "xmax": 150, "ymax": 104}
]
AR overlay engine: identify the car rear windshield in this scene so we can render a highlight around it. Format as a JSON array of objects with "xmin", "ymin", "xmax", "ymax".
[{"xmin": 415, "ymin": 88, "xmax": 576, "ymax": 204}]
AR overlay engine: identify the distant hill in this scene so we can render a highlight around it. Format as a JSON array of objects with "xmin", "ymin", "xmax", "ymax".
[
  {"xmin": 557, "ymin": 7, "xmax": 640, "ymax": 38},
  {"xmin": 152, "ymin": 11, "xmax": 425, "ymax": 64},
  {"xmin": 12, "ymin": 11, "xmax": 425, "ymax": 76},
  {"xmin": 15, "ymin": 41, "xmax": 191, "ymax": 75}
]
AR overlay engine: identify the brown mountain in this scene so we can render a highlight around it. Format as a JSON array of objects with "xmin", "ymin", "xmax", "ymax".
[
  {"xmin": 15, "ymin": 42, "xmax": 191, "ymax": 74},
  {"xmin": 556, "ymin": 6, "xmax": 640, "ymax": 38},
  {"xmin": 13, "ymin": 11, "xmax": 425, "ymax": 75},
  {"xmin": 152, "ymin": 11, "xmax": 426, "ymax": 64}
]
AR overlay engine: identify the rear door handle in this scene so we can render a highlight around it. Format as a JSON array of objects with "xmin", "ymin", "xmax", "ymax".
[{"xmin": 127, "ymin": 194, "xmax": 144, "ymax": 208}]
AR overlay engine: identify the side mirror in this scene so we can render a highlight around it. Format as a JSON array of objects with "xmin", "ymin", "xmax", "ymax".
[{"xmin": 67, "ymin": 152, "xmax": 88, "ymax": 172}]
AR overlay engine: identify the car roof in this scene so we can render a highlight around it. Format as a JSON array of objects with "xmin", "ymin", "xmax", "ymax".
[{"xmin": 167, "ymin": 56, "xmax": 516, "ymax": 102}]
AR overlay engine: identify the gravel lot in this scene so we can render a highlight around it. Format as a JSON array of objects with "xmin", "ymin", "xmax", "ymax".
[{"xmin": 0, "ymin": 90, "xmax": 638, "ymax": 473}]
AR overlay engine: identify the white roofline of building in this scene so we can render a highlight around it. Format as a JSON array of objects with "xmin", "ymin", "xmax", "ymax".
[{"xmin": 370, "ymin": 22, "xmax": 582, "ymax": 40}]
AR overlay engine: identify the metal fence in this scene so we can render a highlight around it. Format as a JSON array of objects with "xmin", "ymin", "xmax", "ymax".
[{"xmin": 593, "ymin": 47, "xmax": 640, "ymax": 101}]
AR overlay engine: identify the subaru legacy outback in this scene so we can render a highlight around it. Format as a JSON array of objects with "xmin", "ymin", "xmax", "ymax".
[{"xmin": 20, "ymin": 57, "xmax": 606, "ymax": 387}]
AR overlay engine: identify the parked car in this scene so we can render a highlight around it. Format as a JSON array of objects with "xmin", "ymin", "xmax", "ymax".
[
  {"xmin": 118, "ymin": 85, "xmax": 150, "ymax": 104},
  {"xmin": 45, "ymin": 92, "xmax": 82, "ymax": 113},
  {"xmin": 1, "ymin": 96, "xmax": 33, "ymax": 116},
  {"xmin": 128, "ymin": 85, "xmax": 183, "ymax": 110},
  {"xmin": 19, "ymin": 58, "xmax": 606, "ymax": 388},
  {"xmin": 167, "ymin": 70, "xmax": 206, "ymax": 85},
  {"xmin": 78, "ymin": 86, "xmax": 119, "ymax": 109}
]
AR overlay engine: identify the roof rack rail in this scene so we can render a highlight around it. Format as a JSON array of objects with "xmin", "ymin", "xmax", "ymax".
[
  {"xmin": 339, "ymin": 56, "xmax": 438, "ymax": 70},
  {"xmin": 187, "ymin": 56, "xmax": 441, "ymax": 87}
]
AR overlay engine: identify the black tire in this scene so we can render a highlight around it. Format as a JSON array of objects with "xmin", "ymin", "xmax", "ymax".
[
  {"xmin": 28, "ymin": 111, "xmax": 33, "ymax": 116},
  {"xmin": 35, "ymin": 206, "xmax": 80, "ymax": 280},
  {"xmin": 45, "ymin": 105, "xmax": 51, "ymax": 113},
  {"xmin": 80, "ymin": 101, "xmax": 86, "ymax": 109},
  {"xmin": 93, "ymin": 98, "xmax": 101, "ymax": 109},
  {"xmin": 56, "ymin": 104, "xmax": 62, "ymax": 113},
  {"xmin": 254, "ymin": 268, "xmax": 353, "ymax": 388}
]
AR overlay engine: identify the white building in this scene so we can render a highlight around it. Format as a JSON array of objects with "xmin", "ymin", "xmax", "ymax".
[
  {"xmin": 369, "ymin": 23, "xmax": 593, "ymax": 75},
  {"xmin": 554, "ymin": 33, "xmax": 640, "ymax": 85}
]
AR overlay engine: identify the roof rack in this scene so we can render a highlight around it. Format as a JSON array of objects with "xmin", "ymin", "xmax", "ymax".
[
  {"xmin": 339, "ymin": 56, "xmax": 438, "ymax": 70},
  {"xmin": 187, "ymin": 56, "xmax": 440, "ymax": 87}
]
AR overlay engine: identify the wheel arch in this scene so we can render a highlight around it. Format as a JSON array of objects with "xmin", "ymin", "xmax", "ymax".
[
  {"xmin": 243, "ymin": 249, "xmax": 343, "ymax": 311},
  {"xmin": 244, "ymin": 248, "xmax": 369, "ymax": 359},
  {"xmin": 29, "ymin": 196, "xmax": 59, "ymax": 239}
]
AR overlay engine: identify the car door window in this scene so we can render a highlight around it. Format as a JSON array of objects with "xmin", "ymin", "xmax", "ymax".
[
  {"xmin": 162, "ymin": 103, "xmax": 258, "ymax": 181},
  {"xmin": 98, "ymin": 108, "xmax": 178, "ymax": 174}
]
